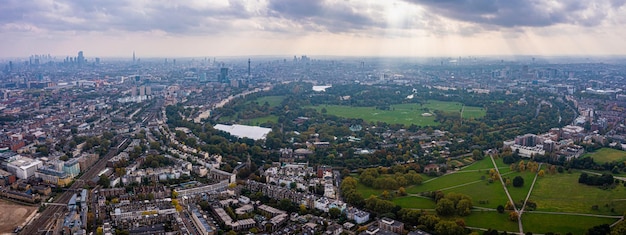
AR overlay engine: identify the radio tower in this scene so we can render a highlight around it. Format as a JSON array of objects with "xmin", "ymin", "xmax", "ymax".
[{"xmin": 248, "ymin": 58, "xmax": 251, "ymax": 78}]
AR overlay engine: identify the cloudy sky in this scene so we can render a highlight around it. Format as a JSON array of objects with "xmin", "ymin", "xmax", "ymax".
[{"xmin": 2, "ymin": 0, "xmax": 626, "ymax": 58}]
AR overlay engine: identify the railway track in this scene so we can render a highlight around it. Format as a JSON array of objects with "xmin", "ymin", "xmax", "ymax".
[{"xmin": 20, "ymin": 137, "xmax": 129, "ymax": 235}]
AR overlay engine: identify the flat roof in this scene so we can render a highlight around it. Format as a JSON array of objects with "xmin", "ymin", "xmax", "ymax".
[{"xmin": 214, "ymin": 124, "xmax": 271, "ymax": 140}]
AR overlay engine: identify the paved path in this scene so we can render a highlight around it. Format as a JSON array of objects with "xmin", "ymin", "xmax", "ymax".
[
  {"xmin": 520, "ymin": 164, "xmax": 542, "ymax": 215},
  {"xmin": 489, "ymin": 155, "xmax": 522, "ymax": 234}
]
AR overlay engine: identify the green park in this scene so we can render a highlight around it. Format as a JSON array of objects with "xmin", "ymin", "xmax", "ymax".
[{"xmin": 353, "ymin": 156, "xmax": 626, "ymax": 234}]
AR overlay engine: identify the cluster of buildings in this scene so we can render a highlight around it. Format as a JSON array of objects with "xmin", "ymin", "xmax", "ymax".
[{"xmin": 504, "ymin": 126, "xmax": 586, "ymax": 160}]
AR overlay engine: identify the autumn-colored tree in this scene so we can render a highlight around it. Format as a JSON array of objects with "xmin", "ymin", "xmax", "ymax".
[
  {"xmin": 538, "ymin": 170, "xmax": 545, "ymax": 177},
  {"xmin": 509, "ymin": 211, "xmax": 519, "ymax": 221},
  {"xmin": 518, "ymin": 160, "xmax": 526, "ymax": 172},
  {"xmin": 398, "ymin": 187, "xmax": 407, "ymax": 196}
]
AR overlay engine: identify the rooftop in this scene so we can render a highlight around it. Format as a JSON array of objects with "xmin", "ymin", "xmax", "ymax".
[{"xmin": 214, "ymin": 124, "xmax": 272, "ymax": 140}]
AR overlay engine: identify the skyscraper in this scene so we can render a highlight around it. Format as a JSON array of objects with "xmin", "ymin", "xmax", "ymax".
[
  {"xmin": 133, "ymin": 51, "xmax": 136, "ymax": 63},
  {"xmin": 248, "ymin": 58, "xmax": 251, "ymax": 77},
  {"xmin": 220, "ymin": 67, "xmax": 229, "ymax": 83},
  {"xmin": 77, "ymin": 51, "xmax": 84, "ymax": 65}
]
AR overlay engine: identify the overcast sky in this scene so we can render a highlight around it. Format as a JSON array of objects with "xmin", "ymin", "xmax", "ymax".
[{"xmin": 2, "ymin": 0, "xmax": 626, "ymax": 58}]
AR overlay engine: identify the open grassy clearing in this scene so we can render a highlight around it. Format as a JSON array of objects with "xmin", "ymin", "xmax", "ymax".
[
  {"xmin": 244, "ymin": 115, "xmax": 278, "ymax": 125},
  {"xmin": 521, "ymin": 213, "xmax": 618, "ymax": 234},
  {"xmin": 446, "ymin": 178, "xmax": 509, "ymax": 209},
  {"xmin": 247, "ymin": 95, "xmax": 285, "ymax": 107},
  {"xmin": 529, "ymin": 171, "xmax": 626, "ymax": 215},
  {"xmin": 501, "ymin": 166, "xmax": 545, "ymax": 204},
  {"xmin": 391, "ymin": 196, "xmax": 436, "ymax": 209},
  {"xmin": 356, "ymin": 180, "xmax": 385, "ymax": 198},
  {"xmin": 459, "ymin": 157, "xmax": 508, "ymax": 171},
  {"xmin": 309, "ymin": 100, "xmax": 485, "ymax": 126},
  {"xmin": 406, "ymin": 170, "xmax": 489, "ymax": 194},
  {"xmin": 313, "ymin": 105, "xmax": 438, "ymax": 126},
  {"xmin": 582, "ymin": 147, "xmax": 626, "ymax": 164},
  {"xmin": 464, "ymin": 211, "xmax": 519, "ymax": 232}
]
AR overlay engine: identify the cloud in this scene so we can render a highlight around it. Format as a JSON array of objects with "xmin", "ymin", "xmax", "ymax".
[
  {"xmin": 0, "ymin": 0, "xmax": 261, "ymax": 35},
  {"xmin": 266, "ymin": 0, "xmax": 385, "ymax": 33},
  {"xmin": 404, "ymin": 0, "xmax": 626, "ymax": 28}
]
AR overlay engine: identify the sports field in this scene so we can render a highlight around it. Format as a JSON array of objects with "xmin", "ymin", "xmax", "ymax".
[{"xmin": 311, "ymin": 100, "xmax": 485, "ymax": 126}]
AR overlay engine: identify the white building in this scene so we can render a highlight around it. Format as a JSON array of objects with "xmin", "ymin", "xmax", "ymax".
[
  {"xmin": 6, "ymin": 156, "xmax": 43, "ymax": 179},
  {"xmin": 346, "ymin": 207, "xmax": 370, "ymax": 224}
]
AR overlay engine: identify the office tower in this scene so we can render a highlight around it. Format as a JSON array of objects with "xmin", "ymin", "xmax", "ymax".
[
  {"xmin": 220, "ymin": 68, "xmax": 229, "ymax": 83},
  {"xmin": 133, "ymin": 51, "xmax": 136, "ymax": 63},
  {"xmin": 77, "ymin": 51, "xmax": 84, "ymax": 65}
]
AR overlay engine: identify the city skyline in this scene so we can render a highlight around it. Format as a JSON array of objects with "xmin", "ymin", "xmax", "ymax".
[{"xmin": 2, "ymin": 0, "xmax": 626, "ymax": 57}]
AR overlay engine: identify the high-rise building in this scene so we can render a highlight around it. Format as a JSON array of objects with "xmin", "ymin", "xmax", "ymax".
[
  {"xmin": 220, "ymin": 68, "xmax": 229, "ymax": 83},
  {"xmin": 77, "ymin": 51, "xmax": 84, "ymax": 65},
  {"xmin": 248, "ymin": 58, "xmax": 251, "ymax": 77},
  {"xmin": 133, "ymin": 51, "xmax": 136, "ymax": 63}
]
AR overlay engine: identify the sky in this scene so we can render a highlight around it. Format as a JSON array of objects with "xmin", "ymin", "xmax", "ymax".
[{"xmin": 2, "ymin": 0, "xmax": 626, "ymax": 58}]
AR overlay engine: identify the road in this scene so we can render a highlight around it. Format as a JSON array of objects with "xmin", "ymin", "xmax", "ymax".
[{"xmin": 20, "ymin": 137, "xmax": 128, "ymax": 235}]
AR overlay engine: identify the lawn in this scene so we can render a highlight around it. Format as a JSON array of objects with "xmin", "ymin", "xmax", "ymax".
[
  {"xmin": 464, "ymin": 211, "xmax": 519, "ymax": 232},
  {"xmin": 356, "ymin": 180, "xmax": 385, "ymax": 198},
  {"xmin": 244, "ymin": 115, "xmax": 278, "ymax": 125},
  {"xmin": 309, "ymin": 100, "xmax": 485, "ymax": 126},
  {"xmin": 391, "ymin": 196, "xmax": 436, "ymax": 209},
  {"xmin": 460, "ymin": 157, "xmax": 508, "ymax": 171},
  {"xmin": 521, "ymin": 213, "xmax": 618, "ymax": 234},
  {"xmin": 248, "ymin": 95, "xmax": 285, "ymax": 107},
  {"xmin": 529, "ymin": 171, "xmax": 626, "ymax": 215},
  {"xmin": 501, "ymin": 166, "xmax": 545, "ymax": 204},
  {"xmin": 583, "ymin": 147, "xmax": 626, "ymax": 164}
]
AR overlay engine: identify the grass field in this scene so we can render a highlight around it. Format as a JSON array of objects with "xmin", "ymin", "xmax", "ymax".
[
  {"xmin": 521, "ymin": 213, "xmax": 618, "ymax": 234},
  {"xmin": 465, "ymin": 211, "xmax": 520, "ymax": 232},
  {"xmin": 309, "ymin": 100, "xmax": 485, "ymax": 126},
  {"xmin": 529, "ymin": 171, "xmax": 626, "ymax": 215},
  {"xmin": 244, "ymin": 115, "xmax": 279, "ymax": 125},
  {"xmin": 248, "ymin": 95, "xmax": 285, "ymax": 107},
  {"xmin": 391, "ymin": 196, "xmax": 436, "ymax": 209},
  {"xmin": 501, "ymin": 166, "xmax": 544, "ymax": 204},
  {"xmin": 353, "ymin": 158, "xmax": 626, "ymax": 233},
  {"xmin": 582, "ymin": 148, "xmax": 626, "ymax": 164}
]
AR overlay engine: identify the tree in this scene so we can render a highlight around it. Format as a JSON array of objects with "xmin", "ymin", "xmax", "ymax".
[
  {"xmin": 398, "ymin": 187, "xmax": 407, "ymax": 196},
  {"xmin": 588, "ymin": 224, "xmax": 610, "ymax": 235},
  {"xmin": 497, "ymin": 205, "xmax": 505, "ymax": 213},
  {"xmin": 509, "ymin": 211, "xmax": 519, "ymax": 221},
  {"xmin": 435, "ymin": 220, "xmax": 465, "ymax": 235},
  {"xmin": 456, "ymin": 199, "xmax": 472, "ymax": 216},
  {"xmin": 436, "ymin": 198, "xmax": 455, "ymax": 216},
  {"xmin": 299, "ymin": 204, "xmax": 308, "ymax": 215},
  {"xmin": 513, "ymin": 176, "xmax": 524, "ymax": 187},
  {"xmin": 98, "ymin": 174, "xmax": 110, "ymax": 188},
  {"xmin": 329, "ymin": 207, "xmax": 341, "ymax": 219}
]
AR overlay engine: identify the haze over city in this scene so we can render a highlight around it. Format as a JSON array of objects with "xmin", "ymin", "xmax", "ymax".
[{"xmin": 2, "ymin": 0, "xmax": 626, "ymax": 57}]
